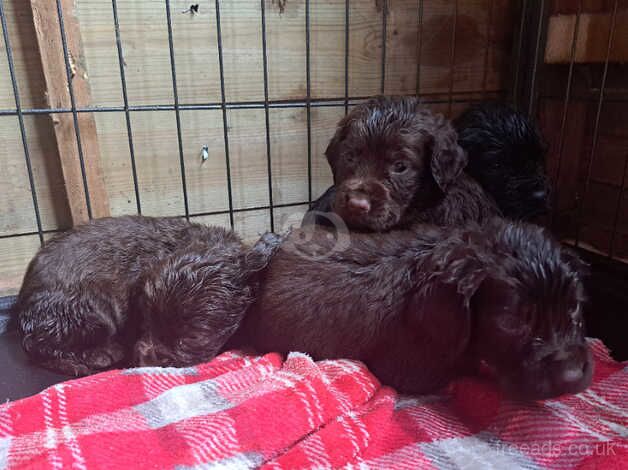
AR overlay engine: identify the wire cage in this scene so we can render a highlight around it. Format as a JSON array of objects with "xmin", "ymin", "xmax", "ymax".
[{"xmin": 0, "ymin": 0, "xmax": 626, "ymax": 307}]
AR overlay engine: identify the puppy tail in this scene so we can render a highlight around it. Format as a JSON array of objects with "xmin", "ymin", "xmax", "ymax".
[{"xmin": 245, "ymin": 231, "xmax": 286, "ymax": 273}]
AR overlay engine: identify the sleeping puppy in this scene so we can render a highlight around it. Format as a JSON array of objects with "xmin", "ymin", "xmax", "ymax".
[
  {"xmin": 304, "ymin": 96, "xmax": 499, "ymax": 231},
  {"xmin": 454, "ymin": 102, "xmax": 549, "ymax": 220},
  {"xmin": 132, "ymin": 232, "xmax": 282, "ymax": 368},
  {"xmin": 12, "ymin": 216, "xmax": 273, "ymax": 376},
  {"xmin": 233, "ymin": 219, "xmax": 591, "ymax": 400}
]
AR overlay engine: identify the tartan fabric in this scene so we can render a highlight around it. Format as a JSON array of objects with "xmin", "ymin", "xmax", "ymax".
[{"xmin": 0, "ymin": 339, "xmax": 625, "ymax": 469}]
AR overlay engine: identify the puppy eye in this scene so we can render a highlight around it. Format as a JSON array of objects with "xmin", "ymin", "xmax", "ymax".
[
  {"xmin": 391, "ymin": 161, "xmax": 408, "ymax": 174},
  {"xmin": 345, "ymin": 153, "xmax": 357, "ymax": 165}
]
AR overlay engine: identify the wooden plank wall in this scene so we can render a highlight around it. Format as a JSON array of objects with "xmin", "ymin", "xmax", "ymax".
[
  {"xmin": 539, "ymin": 0, "xmax": 628, "ymax": 261},
  {"xmin": 0, "ymin": 0, "xmax": 516, "ymax": 295}
]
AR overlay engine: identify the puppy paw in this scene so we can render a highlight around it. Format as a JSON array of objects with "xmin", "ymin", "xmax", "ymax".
[{"xmin": 82, "ymin": 343, "xmax": 126, "ymax": 370}]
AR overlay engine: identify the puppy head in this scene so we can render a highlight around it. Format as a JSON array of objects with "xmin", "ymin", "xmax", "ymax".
[
  {"xmin": 455, "ymin": 102, "xmax": 549, "ymax": 220},
  {"xmin": 471, "ymin": 221, "xmax": 591, "ymax": 400},
  {"xmin": 132, "ymin": 247, "xmax": 257, "ymax": 368},
  {"xmin": 325, "ymin": 96, "xmax": 467, "ymax": 231}
]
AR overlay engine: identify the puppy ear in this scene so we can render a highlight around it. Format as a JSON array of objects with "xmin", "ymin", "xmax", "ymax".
[
  {"xmin": 324, "ymin": 115, "xmax": 352, "ymax": 164},
  {"xmin": 422, "ymin": 241, "xmax": 489, "ymax": 308},
  {"xmin": 426, "ymin": 114, "xmax": 468, "ymax": 192}
]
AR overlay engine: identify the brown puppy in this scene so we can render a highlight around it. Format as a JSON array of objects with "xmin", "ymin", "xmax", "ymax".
[
  {"xmin": 132, "ymin": 232, "xmax": 282, "ymax": 368},
  {"xmin": 12, "ymin": 216, "xmax": 272, "ymax": 376},
  {"xmin": 235, "ymin": 219, "xmax": 591, "ymax": 400},
  {"xmin": 305, "ymin": 96, "xmax": 499, "ymax": 231}
]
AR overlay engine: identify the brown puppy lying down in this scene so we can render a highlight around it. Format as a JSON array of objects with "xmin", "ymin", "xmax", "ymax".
[
  {"xmin": 12, "ymin": 216, "xmax": 277, "ymax": 376},
  {"xmin": 232, "ymin": 219, "xmax": 591, "ymax": 400},
  {"xmin": 304, "ymin": 96, "xmax": 500, "ymax": 231}
]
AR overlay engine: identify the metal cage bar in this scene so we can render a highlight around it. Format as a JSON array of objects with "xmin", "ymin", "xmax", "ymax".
[
  {"xmin": 164, "ymin": 0, "xmax": 190, "ymax": 219},
  {"xmin": 481, "ymin": 0, "xmax": 493, "ymax": 98},
  {"xmin": 447, "ymin": 0, "xmax": 458, "ymax": 116},
  {"xmin": 415, "ymin": 0, "xmax": 423, "ymax": 96},
  {"xmin": 56, "ymin": 0, "xmax": 93, "ymax": 219},
  {"xmin": 380, "ymin": 0, "xmax": 387, "ymax": 95},
  {"xmin": 0, "ymin": 92, "xmax": 508, "ymax": 117},
  {"xmin": 260, "ymin": 0, "xmax": 275, "ymax": 232},
  {"xmin": 574, "ymin": 0, "xmax": 619, "ymax": 248},
  {"xmin": 111, "ymin": 0, "xmax": 141, "ymax": 214},
  {"xmin": 0, "ymin": 0, "xmax": 44, "ymax": 245},
  {"xmin": 214, "ymin": 0, "xmax": 235, "ymax": 228},
  {"xmin": 526, "ymin": 0, "xmax": 547, "ymax": 118},
  {"xmin": 305, "ymin": 0, "xmax": 313, "ymax": 205},
  {"xmin": 0, "ymin": 0, "xmax": 518, "ymax": 245},
  {"xmin": 609, "ymin": 152, "xmax": 628, "ymax": 259},
  {"xmin": 549, "ymin": 1, "xmax": 582, "ymax": 230},
  {"xmin": 510, "ymin": 0, "xmax": 550, "ymax": 117},
  {"xmin": 344, "ymin": 0, "xmax": 350, "ymax": 115},
  {"xmin": 510, "ymin": 0, "xmax": 528, "ymax": 110}
]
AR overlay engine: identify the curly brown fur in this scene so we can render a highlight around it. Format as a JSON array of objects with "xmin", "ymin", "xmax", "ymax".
[
  {"xmin": 132, "ymin": 232, "xmax": 283, "ymax": 367},
  {"xmin": 12, "ymin": 216, "xmax": 256, "ymax": 376},
  {"xmin": 236, "ymin": 219, "xmax": 591, "ymax": 400},
  {"xmin": 304, "ymin": 96, "xmax": 499, "ymax": 231}
]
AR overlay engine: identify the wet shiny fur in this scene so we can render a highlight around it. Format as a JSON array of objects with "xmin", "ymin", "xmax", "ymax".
[
  {"xmin": 12, "ymin": 216, "xmax": 274, "ymax": 376},
  {"xmin": 306, "ymin": 96, "xmax": 499, "ymax": 231},
  {"xmin": 454, "ymin": 102, "xmax": 549, "ymax": 220},
  {"xmin": 237, "ymin": 219, "xmax": 591, "ymax": 400}
]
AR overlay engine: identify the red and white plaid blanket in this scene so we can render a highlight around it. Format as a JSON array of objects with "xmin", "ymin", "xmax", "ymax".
[{"xmin": 1, "ymin": 339, "xmax": 626, "ymax": 469}]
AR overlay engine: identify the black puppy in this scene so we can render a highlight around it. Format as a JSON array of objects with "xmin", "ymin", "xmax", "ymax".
[
  {"xmin": 235, "ymin": 219, "xmax": 591, "ymax": 400},
  {"xmin": 12, "ymin": 216, "xmax": 274, "ymax": 376},
  {"xmin": 453, "ymin": 102, "xmax": 549, "ymax": 220}
]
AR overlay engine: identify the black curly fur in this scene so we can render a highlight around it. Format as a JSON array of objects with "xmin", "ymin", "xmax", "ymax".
[{"xmin": 454, "ymin": 102, "xmax": 549, "ymax": 220}]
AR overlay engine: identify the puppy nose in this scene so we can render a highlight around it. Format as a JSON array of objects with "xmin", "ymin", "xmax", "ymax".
[
  {"xmin": 561, "ymin": 365, "xmax": 585, "ymax": 384},
  {"xmin": 552, "ymin": 351, "xmax": 592, "ymax": 394},
  {"xmin": 346, "ymin": 196, "xmax": 371, "ymax": 214},
  {"xmin": 531, "ymin": 189, "xmax": 547, "ymax": 201}
]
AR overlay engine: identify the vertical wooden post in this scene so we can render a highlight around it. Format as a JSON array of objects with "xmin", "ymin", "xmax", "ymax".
[{"xmin": 30, "ymin": 0, "xmax": 110, "ymax": 225}]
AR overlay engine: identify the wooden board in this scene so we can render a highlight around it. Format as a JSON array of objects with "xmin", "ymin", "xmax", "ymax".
[
  {"xmin": 30, "ymin": 0, "xmax": 110, "ymax": 224},
  {"xmin": 0, "ymin": 1, "xmax": 72, "ymax": 237},
  {"xmin": 0, "ymin": 235, "xmax": 41, "ymax": 296},
  {"xmin": 545, "ymin": 12, "xmax": 628, "ymax": 64},
  {"xmin": 539, "ymin": 97, "xmax": 628, "ymax": 260},
  {"xmin": 0, "ymin": 115, "xmax": 71, "ymax": 236},
  {"xmin": 0, "ymin": 0, "xmax": 522, "ymax": 295},
  {"xmin": 418, "ymin": 0, "xmax": 515, "ymax": 96}
]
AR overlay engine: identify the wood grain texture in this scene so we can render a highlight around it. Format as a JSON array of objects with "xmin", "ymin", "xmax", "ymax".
[
  {"xmin": 540, "ymin": 97, "xmax": 628, "ymax": 260},
  {"xmin": 0, "ymin": 1, "xmax": 71, "ymax": 237},
  {"xmin": 30, "ymin": 0, "xmax": 109, "ymax": 224},
  {"xmin": 0, "ymin": 0, "xmax": 522, "ymax": 295},
  {"xmin": 0, "ymin": 115, "xmax": 71, "ymax": 236},
  {"xmin": 0, "ymin": 235, "xmax": 41, "ymax": 296},
  {"xmin": 545, "ymin": 11, "xmax": 628, "ymax": 64}
]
